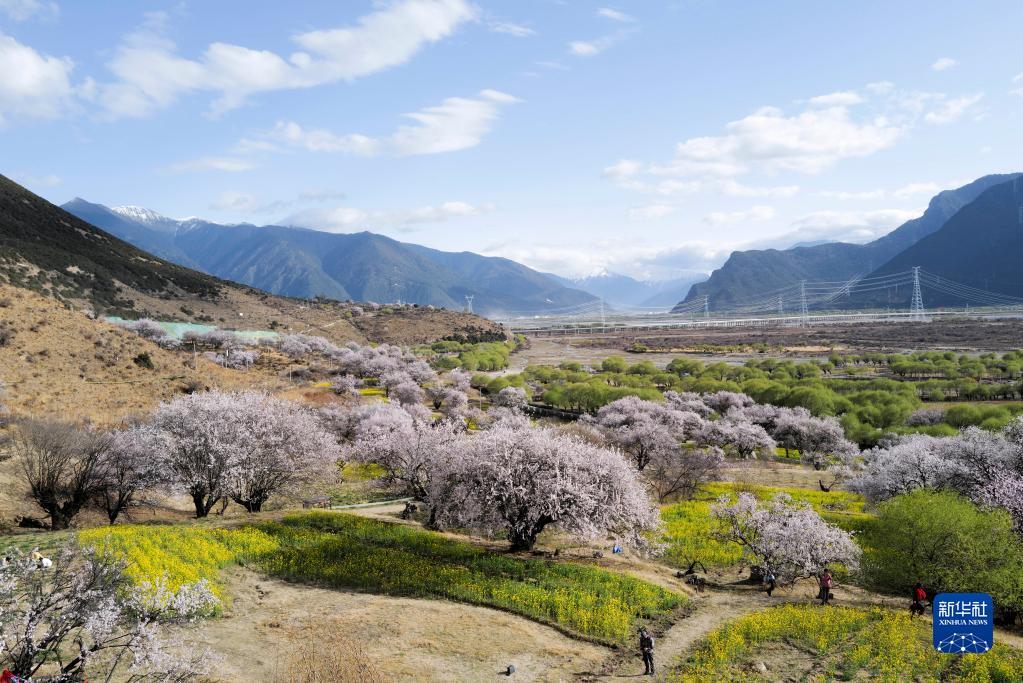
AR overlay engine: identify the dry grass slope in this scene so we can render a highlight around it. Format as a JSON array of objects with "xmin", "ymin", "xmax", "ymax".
[{"xmin": 0, "ymin": 285, "xmax": 258, "ymax": 423}]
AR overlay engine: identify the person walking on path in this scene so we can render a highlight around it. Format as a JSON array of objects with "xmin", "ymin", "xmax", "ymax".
[
  {"xmin": 818, "ymin": 569, "xmax": 833, "ymax": 605},
  {"xmin": 639, "ymin": 627, "xmax": 655, "ymax": 676},
  {"xmin": 764, "ymin": 568, "xmax": 777, "ymax": 597}
]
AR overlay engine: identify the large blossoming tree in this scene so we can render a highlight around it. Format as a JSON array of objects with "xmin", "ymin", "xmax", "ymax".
[
  {"xmin": 430, "ymin": 424, "xmax": 659, "ymax": 551},
  {"xmin": 153, "ymin": 391, "xmax": 338, "ymax": 515},
  {"xmin": 712, "ymin": 492, "xmax": 861, "ymax": 583}
]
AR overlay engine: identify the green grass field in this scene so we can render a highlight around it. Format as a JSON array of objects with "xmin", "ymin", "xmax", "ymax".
[{"xmin": 257, "ymin": 512, "xmax": 685, "ymax": 644}]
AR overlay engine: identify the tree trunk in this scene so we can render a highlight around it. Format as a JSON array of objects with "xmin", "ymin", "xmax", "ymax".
[
  {"xmin": 49, "ymin": 510, "xmax": 72, "ymax": 531},
  {"xmin": 192, "ymin": 491, "xmax": 212, "ymax": 518},
  {"xmin": 509, "ymin": 531, "xmax": 537, "ymax": 552}
]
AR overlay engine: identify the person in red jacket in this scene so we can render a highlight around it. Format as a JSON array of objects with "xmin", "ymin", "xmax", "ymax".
[{"xmin": 910, "ymin": 582, "xmax": 927, "ymax": 617}]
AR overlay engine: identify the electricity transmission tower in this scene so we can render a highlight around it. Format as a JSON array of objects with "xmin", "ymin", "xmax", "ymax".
[
  {"xmin": 799, "ymin": 280, "xmax": 809, "ymax": 326},
  {"xmin": 777, "ymin": 295, "xmax": 784, "ymax": 316},
  {"xmin": 910, "ymin": 266, "xmax": 925, "ymax": 320},
  {"xmin": 599, "ymin": 299, "xmax": 606, "ymax": 329},
  {"xmin": 464, "ymin": 295, "xmax": 474, "ymax": 314},
  {"xmin": 703, "ymin": 296, "xmax": 709, "ymax": 318}
]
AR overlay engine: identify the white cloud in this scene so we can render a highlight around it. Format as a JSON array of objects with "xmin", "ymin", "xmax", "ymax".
[
  {"xmin": 405, "ymin": 201, "xmax": 484, "ymax": 224},
  {"xmin": 266, "ymin": 89, "xmax": 518, "ymax": 157},
  {"xmin": 892, "ymin": 181, "xmax": 940, "ymax": 198},
  {"xmin": 568, "ymin": 29, "xmax": 631, "ymax": 57},
  {"xmin": 931, "ymin": 57, "xmax": 958, "ymax": 72},
  {"xmin": 569, "ymin": 41, "xmax": 600, "ymax": 57},
  {"xmin": 0, "ymin": 0, "xmax": 57, "ymax": 21},
  {"xmin": 597, "ymin": 8, "xmax": 635, "ymax": 22},
  {"xmin": 489, "ymin": 21, "xmax": 536, "ymax": 37},
  {"xmin": 775, "ymin": 208, "xmax": 920, "ymax": 245},
  {"xmin": 284, "ymin": 200, "xmax": 489, "ymax": 233},
  {"xmin": 704, "ymin": 205, "xmax": 776, "ymax": 225},
  {"xmin": 629, "ymin": 204, "xmax": 675, "ymax": 221},
  {"xmin": 167, "ymin": 156, "xmax": 256, "ymax": 173},
  {"xmin": 923, "ymin": 93, "xmax": 983, "ymax": 124},
  {"xmin": 604, "ymin": 162, "xmax": 799, "ymax": 198},
  {"xmin": 270, "ymin": 121, "xmax": 379, "ymax": 155},
  {"xmin": 0, "ymin": 31, "xmax": 74, "ymax": 123},
  {"xmin": 608, "ymin": 83, "xmax": 987, "ymax": 198},
  {"xmin": 808, "ymin": 91, "xmax": 864, "ymax": 107},
  {"xmin": 480, "ymin": 239, "xmax": 724, "ymax": 281},
  {"xmin": 661, "ymin": 105, "xmax": 903, "ymax": 176},
  {"xmin": 97, "ymin": 0, "xmax": 477, "ymax": 118}
]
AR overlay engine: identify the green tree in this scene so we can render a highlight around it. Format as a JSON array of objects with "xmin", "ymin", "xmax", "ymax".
[{"xmin": 861, "ymin": 490, "xmax": 1023, "ymax": 613}]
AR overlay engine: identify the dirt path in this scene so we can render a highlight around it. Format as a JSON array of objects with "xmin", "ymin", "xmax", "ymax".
[{"xmin": 192, "ymin": 569, "xmax": 608, "ymax": 682}]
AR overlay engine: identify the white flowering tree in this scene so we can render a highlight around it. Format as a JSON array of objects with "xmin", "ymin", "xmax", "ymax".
[
  {"xmin": 391, "ymin": 380, "xmax": 424, "ymax": 407},
  {"xmin": 331, "ymin": 374, "xmax": 363, "ymax": 397},
  {"xmin": 122, "ymin": 318, "xmax": 166, "ymax": 341},
  {"xmin": 771, "ymin": 412, "xmax": 856, "ymax": 468},
  {"xmin": 97, "ymin": 424, "xmax": 171, "ymax": 524},
  {"xmin": 449, "ymin": 368, "xmax": 472, "ymax": 393},
  {"xmin": 645, "ymin": 446, "xmax": 724, "ymax": 502},
  {"xmin": 697, "ymin": 419, "xmax": 776, "ymax": 459},
  {"xmin": 429, "ymin": 424, "xmax": 659, "ymax": 551},
  {"xmin": 849, "ymin": 424, "xmax": 1023, "ymax": 535},
  {"xmin": 712, "ymin": 492, "xmax": 861, "ymax": 583},
  {"xmin": 0, "ymin": 544, "xmax": 217, "ymax": 682},
  {"xmin": 153, "ymin": 391, "xmax": 338, "ymax": 515},
  {"xmin": 346, "ymin": 403, "xmax": 464, "ymax": 500},
  {"xmin": 593, "ymin": 396, "xmax": 690, "ymax": 470},
  {"xmin": 492, "ymin": 387, "xmax": 528, "ymax": 410},
  {"xmin": 702, "ymin": 391, "xmax": 755, "ymax": 415}
]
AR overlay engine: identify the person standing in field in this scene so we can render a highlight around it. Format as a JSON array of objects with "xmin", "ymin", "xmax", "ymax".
[
  {"xmin": 818, "ymin": 569, "xmax": 833, "ymax": 605},
  {"xmin": 639, "ymin": 627, "xmax": 655, "ymax": 676}
]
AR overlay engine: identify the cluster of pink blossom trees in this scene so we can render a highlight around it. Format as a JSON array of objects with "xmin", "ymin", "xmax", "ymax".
[
  {"xmin": 849, "ymin": 418, "xmax": 1023, "ymax": 532},
  {"xmin": 152, "ymin": 391, "xmax": 339, "ymax": 515},
  {"xmin": 581, "ymin": 392, "xmax": 857, "ymax": 502},
  {"xmin": 10, "ymin": 391, "xmax": 341, "ymax": 527},
  {"xmin": 335, "ymin": 394, "xmax": 658, "ymax": 550}
]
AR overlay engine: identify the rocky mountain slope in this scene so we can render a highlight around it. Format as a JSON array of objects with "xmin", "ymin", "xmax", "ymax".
[{"xmin": 856, "ymin": 176, "xmax": 1023, "ymax": 307}]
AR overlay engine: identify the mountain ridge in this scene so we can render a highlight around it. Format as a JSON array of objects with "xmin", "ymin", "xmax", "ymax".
[
  {"xmin": 674, "ymin": 173, "xmax": 1022, "ymax": 312},
  {"xmin": 63, "ymin": 199, "xmax": 598, "ymax": 316}
]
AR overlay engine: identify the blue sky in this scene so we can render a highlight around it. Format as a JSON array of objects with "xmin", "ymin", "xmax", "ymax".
[{"xmin": 2, "ymin": 0, "xmax": 1021, "ymax": 279}]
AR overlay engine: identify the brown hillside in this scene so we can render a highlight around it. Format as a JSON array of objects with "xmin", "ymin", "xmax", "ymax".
[{"xmin": 0, "ymin": 285, "xmax": 268, "ymax": 424}]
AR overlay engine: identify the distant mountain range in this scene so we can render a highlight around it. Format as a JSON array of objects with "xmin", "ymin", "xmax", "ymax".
[
  {"xmin": 675, "ymin": 173, "xmax": 1022, "ymax": 312},
  {"xmin": 547, "ymin": 271, "xmax": 707, "ymax": 309},
  {"xmin": 63, "ymin": 199, "xmax": 599, "ymax": 317}
]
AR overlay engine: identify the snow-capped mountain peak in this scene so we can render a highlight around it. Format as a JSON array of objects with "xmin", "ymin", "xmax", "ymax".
[{"xmin": 110, "ymin": 205, "xmax": 169, "ymax": 224}]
